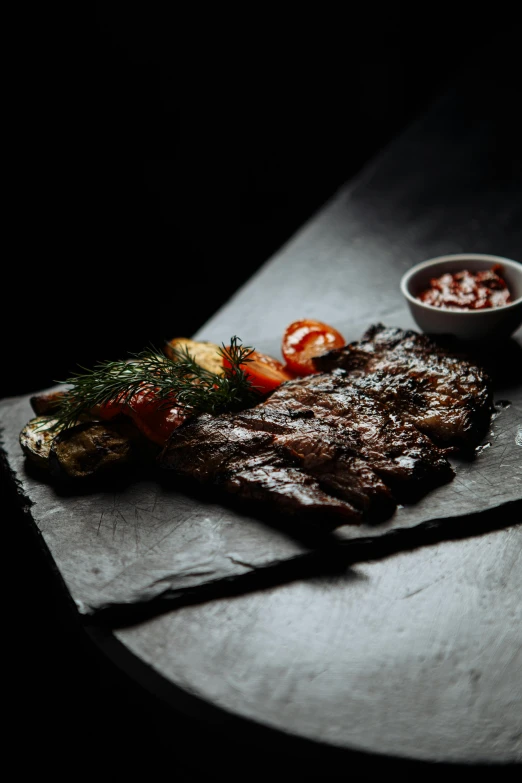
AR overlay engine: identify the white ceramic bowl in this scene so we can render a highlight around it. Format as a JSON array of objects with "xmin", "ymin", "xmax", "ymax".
[{"xmin": 400, "ymin": 253, "xmax": 522, "ymax": 341}]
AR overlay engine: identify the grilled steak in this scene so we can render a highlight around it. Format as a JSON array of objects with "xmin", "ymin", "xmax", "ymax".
[
  {"xmin": 313, "ymin": 324, "xmax": 493, "ymax": 449},
  {"xmin": 160, "ymin": 325, "xmax": 493, "ymax": 525}
]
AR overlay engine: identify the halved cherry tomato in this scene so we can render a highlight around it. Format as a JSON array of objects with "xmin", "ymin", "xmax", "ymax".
[
  {"xmin": 95, "ymin": 388, "xmax": 188, "ymax": 446},
  {"xmin": 92, "ymin": 395, "xmax": 126, "ymax": 421},
  {"xmin": 281, "ymin": 319, "xmax": 345, "ymax": 376},
  {"xmin": 222, "ymin": 349, "xmax": 296, "ymax": 395},
  {"xmin": 126, "ymin": 391, "xmax": 188, "ymax": 446}
]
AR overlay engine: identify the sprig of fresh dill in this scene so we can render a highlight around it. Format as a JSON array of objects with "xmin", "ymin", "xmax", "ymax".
[{"xmin": 53, "ymin": 336, "xmax": 261, "ymax": 430}]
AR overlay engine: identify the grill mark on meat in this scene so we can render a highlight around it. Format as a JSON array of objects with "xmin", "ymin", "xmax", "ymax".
[
  {"xmin": 314, "ymin": 324, "xmax": 493, "ymax": 449},
  {"xmin": 164, "ymin": 413, "xmax": 364, "ymax": 523},
  {"xmin": 160, "ymin": 325, "xmax": 493, "ymax": 526},
  {"xmin": 223, "ymin": 463, "xmax": 364, "ymax": 523},
  {"xmin": 234, "ymin": 408, "xmax": 396, "ymax": 521},
  {"xmin": 259, "ymin": 376, "xmax": 453, "ymax": 493}
]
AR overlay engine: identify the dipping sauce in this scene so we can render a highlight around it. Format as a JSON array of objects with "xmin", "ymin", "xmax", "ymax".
[{"xmin": 417, "ymin": 264, "xmax": 512, "ymax": 310}]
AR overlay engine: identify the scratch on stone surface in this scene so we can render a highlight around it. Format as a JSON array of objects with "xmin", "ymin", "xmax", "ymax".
[
  {"xmin": 497, "ymin": 529, "xmax": 521, "ymax": 585},
  {"xmin": 113, "ymin": 508, "xmax": 129, "ymax": 539},
  {"xmin": 473, "ymin": 469, "xmax": 495, "ymax": 487},
  {"xmin": 496, "ymin": 442, "xmax": 511, "ymax": 464},
  {"xmin": 96, "ymin": 515, "xmax": 217, "ymax": 589},
  {"xmin": 227, "ymin": 555, "xmax": 257, "ymax": 570},
  {"xmin": 402, "ymin": 575, "xmax": 446, "ymax": 599},
  {"xmin": 496, "ymin": 418, "xmax": 520, "ymax": 439},
  {"xmin": 500, "ymin": 461, "xmax": 521, "ymax": 470},
  {"xmin": 146, "ymin": 569, "xmax": 216, "ymax": 588},
  {"xmin": 126, "ymin": 503, "xmax": 171, "ymax": 523},
  {"xmin": 95, "ymin": 500, "xmax": 168, "ymax": 541},
  {"xmin": 134, "ymin": 505, "xmax": 141, "ymax": 549},
  {"xmin": 307, "ymin": 667, "xmax": 330, "ymax": 683},
  {"xmin": 146, "ymin": 520, "xmax": 187, "ymax": 549},
  {"xmin": 451, "ymin": 474, "xmax": 477, "ymax": 491},
  {"xmin": 493, "ymin": 645, "xmax": 521, "ymax": 685},
  {"xmin": 442, "ymin": 483, "xmax": 467, "ymax": 497}
]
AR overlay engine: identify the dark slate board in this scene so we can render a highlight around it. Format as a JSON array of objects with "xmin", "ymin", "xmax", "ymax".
[
  {"xmin": 112, "ymin": 526, "xmax": 522, "ymax": 767},
  {"xmin": 2, "ymin": 59, "xmax": 522, "ymax": 768},
  {"xmin": 0, "ymin": 307, "xmax": 520, "ymax": 618}
]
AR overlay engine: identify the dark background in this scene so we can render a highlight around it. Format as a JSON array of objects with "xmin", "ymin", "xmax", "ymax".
[
  {"xmin": 3, "ymin": 8, "xmax": 511, "ymax": 399},
  {"xmin": 5, "ymin": 7, "xmax": 519, "ymax": 779}
]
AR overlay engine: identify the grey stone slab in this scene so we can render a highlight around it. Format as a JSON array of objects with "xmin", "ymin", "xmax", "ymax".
[
  {"xmin": 2, "ymin": 60, "xmax": 522, "ymax": 768},
  {"xmin": 1, "ymin": 306, "xmax": 520, "ymax": 617}
]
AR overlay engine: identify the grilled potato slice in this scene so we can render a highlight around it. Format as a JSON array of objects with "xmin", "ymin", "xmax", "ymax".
[
  {"xmin": 164, "ymin": 338, "xmax": 223, "ymax": 376},
  {"xmin": 20, "ymin": 416, "xmax": 61, "ymax": 470}
]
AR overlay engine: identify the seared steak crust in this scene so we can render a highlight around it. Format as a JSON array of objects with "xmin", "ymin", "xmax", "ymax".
[
  {"xmin": 313, "ymin": 325, "xmax": 493, "ymax": 449},
  {"xmin": 160, "ymin": 325, "xmax": 493, "ymax": 525}
]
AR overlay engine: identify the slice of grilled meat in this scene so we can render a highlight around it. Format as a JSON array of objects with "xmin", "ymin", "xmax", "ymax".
[
  {"xmin": 161, "ymin": 325, "xmax": 492, "ymax": 525},
  {"xmin": 161, "ymin": 410, "xmax": 396, "ymax": 525},
  {"xmin": 313, "ymin": 324, "xmax": 493, "ymax": 450}
]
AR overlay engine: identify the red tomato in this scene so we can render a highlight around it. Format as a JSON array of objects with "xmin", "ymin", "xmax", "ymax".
[
  {"xmin": 93, "ymin": 394, "xmax": 126, "ymax": 420},
  {"xmin": 223, "ymin": 349, "xmax": 295, "ymax": 395},
  {"xmin": 126, "ymin": 390, "xmax": 188, "ymax": 446},
  {"xmin": 281, "ymin": 319, "xmax": 345, "ymax": 375},
  {"xmin": 95, "ymin": 388, "xmax": 188, "ymax": 446}
]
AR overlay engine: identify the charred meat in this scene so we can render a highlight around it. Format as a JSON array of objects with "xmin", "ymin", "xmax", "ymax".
[
  {"xmin": 313, "ymin": 324, "xmax": 493, "ymax": 449},
  {"xmin": 161, "ymin": 325, "xmax": 493, "ymax": 525}
]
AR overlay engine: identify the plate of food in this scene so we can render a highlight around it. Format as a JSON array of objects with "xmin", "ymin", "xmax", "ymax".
[
  {"xmin": 4, "ymin": 66, "xmax": 521, "ymax": 766},
  {"xmin": 1, "ymin": 306, "xmax": 520, "ymax": 618}
]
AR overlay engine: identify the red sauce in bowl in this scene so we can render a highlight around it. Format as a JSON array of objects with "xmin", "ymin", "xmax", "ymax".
[{"xmin": 417, "ymin": 264, "xmax": 512, "ymax": 310}]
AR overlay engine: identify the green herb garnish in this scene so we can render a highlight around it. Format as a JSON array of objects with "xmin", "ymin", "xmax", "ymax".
[{"xmin": 53, "ymin": 336, "xmax": 260, "ymax": 430}]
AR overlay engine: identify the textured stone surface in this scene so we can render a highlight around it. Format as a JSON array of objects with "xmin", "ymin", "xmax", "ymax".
[
  {"xmin": 0, "ymin": 313, "xmax": 521, "ymax": 618},
  {"xmin": 2, "ymin": 62, "xmax": 522, "ymax": 768}
]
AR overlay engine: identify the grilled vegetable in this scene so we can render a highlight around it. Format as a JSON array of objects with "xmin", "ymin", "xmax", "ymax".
[
  {"xmin": 222, "ymin": 347, "xmax": 295, "ymax": 394},
  {"xmin": 164, "ymin": 338, "xmax": 224, "ymax": 375},
  {"xmin": 282, "ymin": 319, "xmax": 346, "ymax": 376},
  {"xmin": 30, "ymin": 390, "xmax": 68, "ymax": 416},
  {"xmin": 51, "ymin": 338, "xmax": 259, "ymax": 433},
  {"xmin": 20, "ymin": 416, "xmax": 61, "ymax": 470},
  {"xmin": 18, "ymin": 338, "xmax": 259, "ymax": 480},
  {"xmin": 48, "ymin": 417, "xmax": 157, "ymax": 481}
]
